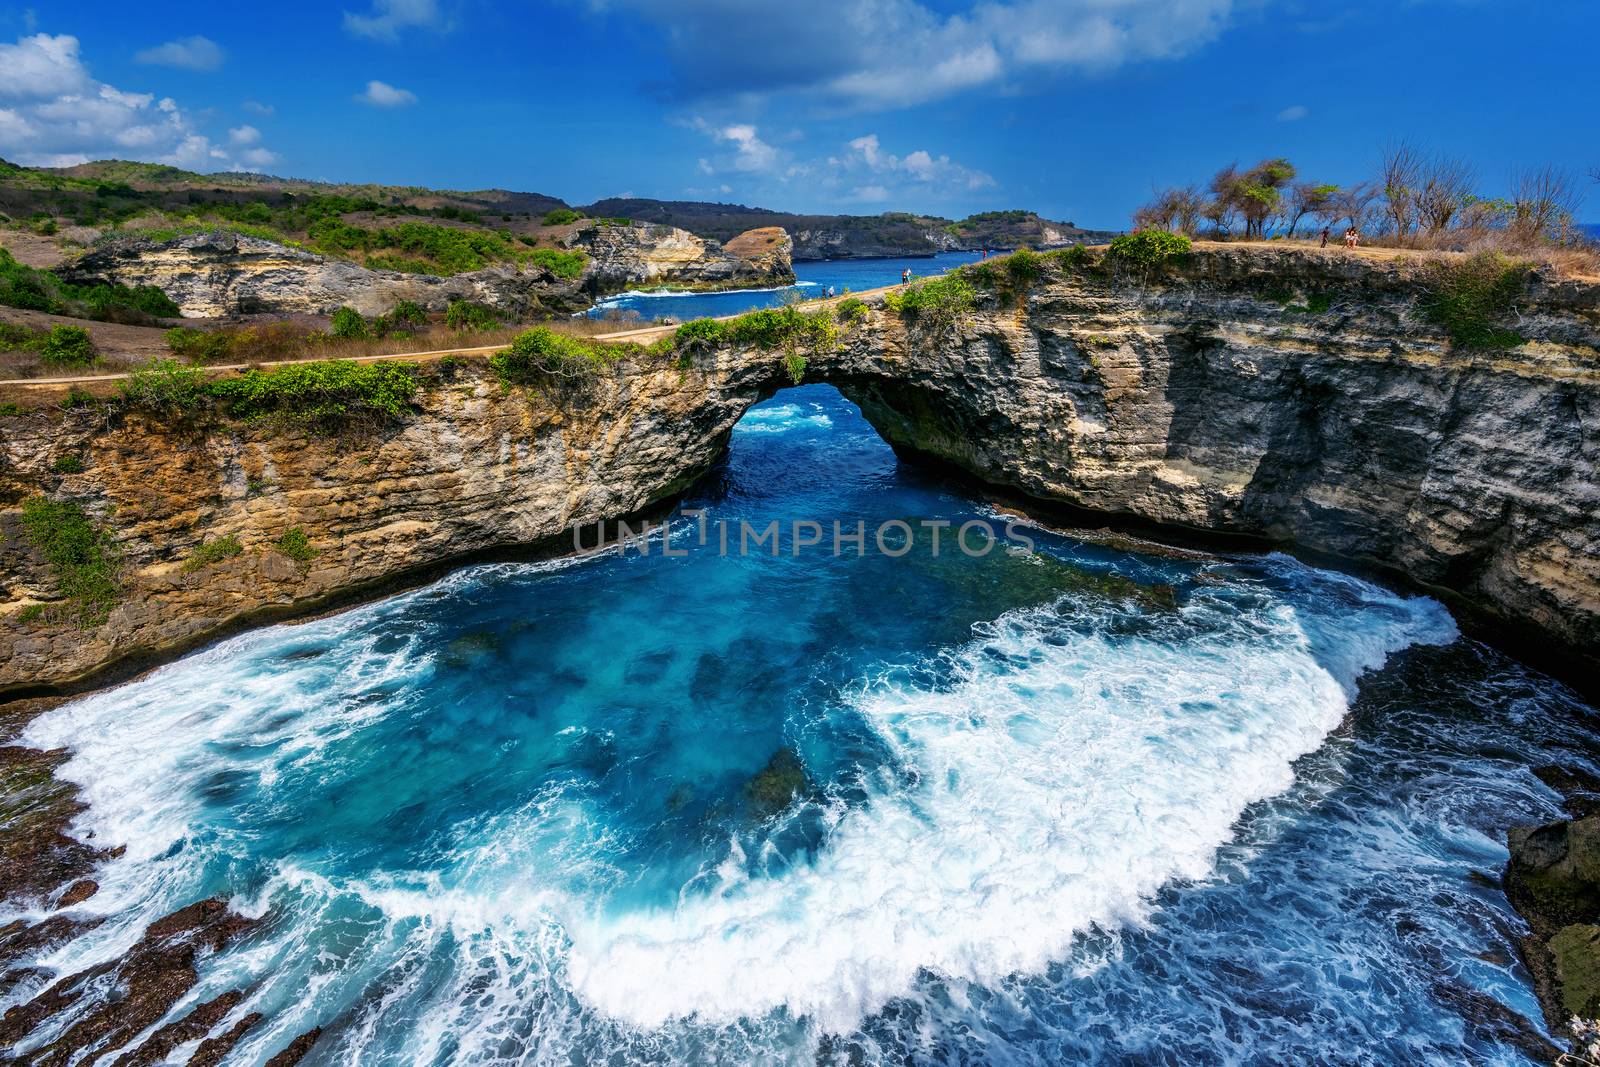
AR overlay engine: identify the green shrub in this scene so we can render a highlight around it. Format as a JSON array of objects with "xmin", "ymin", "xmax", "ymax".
[
  {"xmin": 0, "ymin": 403, "xmax": 21, "ymax": 416},
  {"xmin": 1051, "ymin": 244, "xmax": 1094, "ymax": 269},
  {"xmin": 784, "ymin": 352, "xmax": 807, "ymax": 384},
  {"xmin": 386, "ymin": 299, "xmax": 429, "ymax": 329},
  {"xmin": 835, "ymin": 297, "xmax": 868, "ymax": 324},
  {"xmin": 120, "ymin": 358, "xmax": 211, "ymax": 414},
  {"xmin": 52, "ymin": 454, "xmax": 84, "ymax": 474},
  {"xmin": 672, "ymin": 317, "xmax": 731, "ymax": 350},
  {"xmin": 491, "ymin": 328, "xmax": 623, "ymax": 384},
  {"xmin": 542, "ymin": 208, "xmax": 582, "ymax": 226},
  {"xmin": 0, "ymin": 322, "xmax": 50, "ymax": 352},
  {"xmin": 274, "ymin": 527, "xmax": 318, "ymax": 564},
  {"xmin": 330, "ymin": 306, "xmax": 368, "ymax": 339},
  {"xmin": 1420, "ymin": 253, "xmax": 1527, "ymax": 350},
  {"xmin": 444, "ymin": 300, "xmax": 502, "ymax": 331},
  {"xmin": 182, "ymin": 534, "xmax": 244, "ymax": 572},
  {"xmin": 18, "ymin": 495, "xmax": 119, "ymax": 625},
  {"xmin": 39, "ymin": 325, "xmax": 95, "ymax": 366},
  {"xmin": 1005, "ymin": 248, "xmax": 1043, "ymax": 288},
  {"xmin": 1106, "ymin": 230, "xmax": 1192, "ymax": 277},
  {"xmin": 527, "ymin": 247, "xmax": 587, "ymax": 280},
  {"xmin": 883, "ymin": 275, "xmax": 976, "ymax": 325},
  {"xmin": 210, "ymin": 360, "xmax": 419, "ymax": 433},
  {"xmin": 166, "ymin": 325, "xmax": 236, "ymax": 363}
]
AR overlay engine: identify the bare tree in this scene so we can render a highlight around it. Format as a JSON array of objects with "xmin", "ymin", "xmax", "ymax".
[
  {"xmin": 1329, "ymin": 182, "xmax": 1378, "ymax": 233},
  {"xmin": 1378, "ymin": 140, "xmax": 1424, "ymax": 239},
  {"xmin": 1511, "ymin": 165, "xmax": 1580, "ymax": 242},
  {"xmin": 1415, "ymin": 155, "xmax": 1477, "ymax": 233},
  {"xmin": 1286, "ymin": 182, "xmax": 1339, "ymax": 237}
]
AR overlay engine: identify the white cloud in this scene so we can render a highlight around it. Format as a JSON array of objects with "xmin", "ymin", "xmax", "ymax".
[
  {"xmin": 691, "ymin": 119, "xmax": 779, "ymax": 173},
  {"xmin": 595, "ymin": 0, "xmax": 1237, "ymax": 111},
  {"xmin": 344, "ymin": 0, "xmax": 441, "ymax": 41},
  {"xmin": 1277, "ymin": 104, "xmax": 1309, "ymax": 122},
  {"xmin": 228, "ymin": 124, "xmax": 261, "ymax": 145},
  {"xmin": 0, "ymin": 33, "xmax": 277, "ymax": 171},
  {"xmin": 242, "ymin": 99, "xmax": 274, "ymax": 115},
  {"xmin": 357, "ymin": 79, "xmax": 417, "ymax": 107},
  {"xmin": 839, "ymin": 132, "xmax": 995, "ymax": 191},
  {"xmin": 134, "ymin": 35, "xmax": 224, "ymax": 72}
]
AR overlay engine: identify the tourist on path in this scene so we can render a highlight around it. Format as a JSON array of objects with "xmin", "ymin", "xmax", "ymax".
[{"xmin": 1320, "ymin": 227, "xmax": 1330, "ymax": 248}]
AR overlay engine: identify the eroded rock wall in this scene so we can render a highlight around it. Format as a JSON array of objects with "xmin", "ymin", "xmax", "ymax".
[{"xmin": 3, "ymin": 245, "xmax": 1597, "ymax": 692}]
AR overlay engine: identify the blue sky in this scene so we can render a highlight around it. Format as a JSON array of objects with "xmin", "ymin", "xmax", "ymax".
[{"xmin": 1, "ymin": 0, "xmax": 1594, "ymax": 227}]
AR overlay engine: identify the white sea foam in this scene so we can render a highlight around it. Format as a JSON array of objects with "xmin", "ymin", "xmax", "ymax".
[
  {"xmin": 16, "ymin": 555, "xmax": 1458, "ymax": 1052},
  {"xmin": 589, "ymin": 281, "xmax": 817, "ymax": 311},
  {"xmin": 733, "ymin": 402, "xmax": 834, "ymax": 434},
  {"xmin": 556, "ymin": 580, "xmax": 1456, "ymax": 1031}
]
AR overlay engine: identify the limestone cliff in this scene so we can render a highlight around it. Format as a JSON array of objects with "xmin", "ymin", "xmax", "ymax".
[
  {"xmin": 59, "ymin": 230, "xmax": 588, "ymax": 319},
  {"xmin": 2, "ymin": 245, "xmax": 1596, "ymax": 694},
  {"xmin": 574, "ymin": 223, "xmax": 793, "ymax": 290},
  {"xmin": 59, "ymin": 223, "xmax": 794, "ymax": 320}
]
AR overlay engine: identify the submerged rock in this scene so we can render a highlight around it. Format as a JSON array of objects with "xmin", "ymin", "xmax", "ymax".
[{"xmin": 744, "ymin": 747, "xmax": 810, "ymax": 818}]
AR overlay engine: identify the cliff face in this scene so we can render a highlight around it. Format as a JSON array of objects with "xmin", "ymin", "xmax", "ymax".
[
  {"xmin": 60, "ymin": 230, "xmax": 589, "ymax": 319},
  {"xmin": 59, "ymin": 223, "xmax": 794, "ymax": 320},
  {"xmin": 2, "ymin": 245, "xmax": 1597, "ymax": 692},
  {"xmin": 845, "ymin": 248, "xmax": 1600, "ymax": 661},
  {"xmin": 575, "ymin": 223, "xmax": 793, "ymax": 290}
]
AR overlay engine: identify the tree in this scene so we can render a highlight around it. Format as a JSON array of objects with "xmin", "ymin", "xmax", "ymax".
[
  {"xmin": 1378, "ymin": 141, "xmax": 1424, "ymax": 239},
  {"xmin": 1415, "ymin": 155, "xmax": 1476, "ymax": 233},
  {"xmin": 1210, "ymin": 158, "xmax": 1296, "ymax": 239},
  {"xmin": 1510, "ymin": 165, "xmax": 1580, "ymax": 242},
  {"xmin": 1131, "ymin": 185, "xmax": 1205, "ymax": 236},
  {"xmin": 1286, "ymin": 182, "xmax": 1339, "ymax": 236},
  {"xmin": 1328, "ymin": 182, "xmax": 1378, "ymax": 233},
  {"xmin": 1205, "ymin": 163, "xmax": 1242, "ymax": 237}
]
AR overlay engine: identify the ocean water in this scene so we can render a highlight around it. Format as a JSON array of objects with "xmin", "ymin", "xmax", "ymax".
[
  {"xmin": 586, "ymin": 251, "xmax": 984, "ymax": 322},
  {"xmin": 11, "ymin": 385, "xmax": 1598, "ymax": 1065}
]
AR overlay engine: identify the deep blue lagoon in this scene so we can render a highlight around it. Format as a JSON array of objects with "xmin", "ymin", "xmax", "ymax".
[{"xmin": 15, "ymin": 386, "xmax": 1598, "ymax": 1065}]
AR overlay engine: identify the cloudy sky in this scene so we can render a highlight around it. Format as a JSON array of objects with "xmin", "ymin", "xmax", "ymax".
[{"xmin": 1, "ymin": 1, "xmax": 1594, "ymax": 226}]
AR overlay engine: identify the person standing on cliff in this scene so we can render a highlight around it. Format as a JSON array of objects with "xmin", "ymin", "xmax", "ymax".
[{"xmin": 1320, "ymin": 227, "xmax": 1330, "ymax": 248}]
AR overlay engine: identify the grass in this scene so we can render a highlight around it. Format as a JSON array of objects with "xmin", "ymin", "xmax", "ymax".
[
  {"xmin": 182, "ymin": 534, "xmax": 244, "ymax": 572},
  {"xmin": 1419, "ymin": 252, "xmax": 1529, "ymax": 350},
  {"xmin": 18, "ymin": 495, "xmax": 119, "ymax": 626},
  {"xmin": 51, "ymin": 454, "xmax": 84, "ymax": 474}
]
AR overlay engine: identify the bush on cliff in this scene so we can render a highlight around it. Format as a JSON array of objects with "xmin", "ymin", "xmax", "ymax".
[
  {"xmin": 491, "ymin": 327, "xmax": 626, "ymax": 384},
  {"xmin": 1107, "ymin": 230, "xmax": 1192, "ymax": 278},
  {"xmin": 883, "ymin": 274, "xmax": 976, "ymax": 325},
  {"xmin": 542, "ymin": 208, "xmax": 582, "ymax": 226},
  {"xmin": 1420, "ymin": 252, "xmax": 1528, "ymax": 350},
  {"xmin": 527, "ymin": 247, "xmax": 587, "ymax": 280},
  {"xmin": 18, "ymin": 495, "xmax": 119, "ymax": 626},
  {"xmin": 211, "ymin": 360, "xmax": 420, "ymax": 433},
  {"xmin": 120, "ymin": 358, "xmax": 210, "ymax": 413}
]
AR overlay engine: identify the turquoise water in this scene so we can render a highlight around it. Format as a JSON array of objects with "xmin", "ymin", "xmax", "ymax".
[
  {"xmin": 587, "ymin": 251, "xmax": 983, "ymax": 322},
  {"xmin": 12, "ymin": 386, "xmax": 1597, "ymax": 1065}
]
